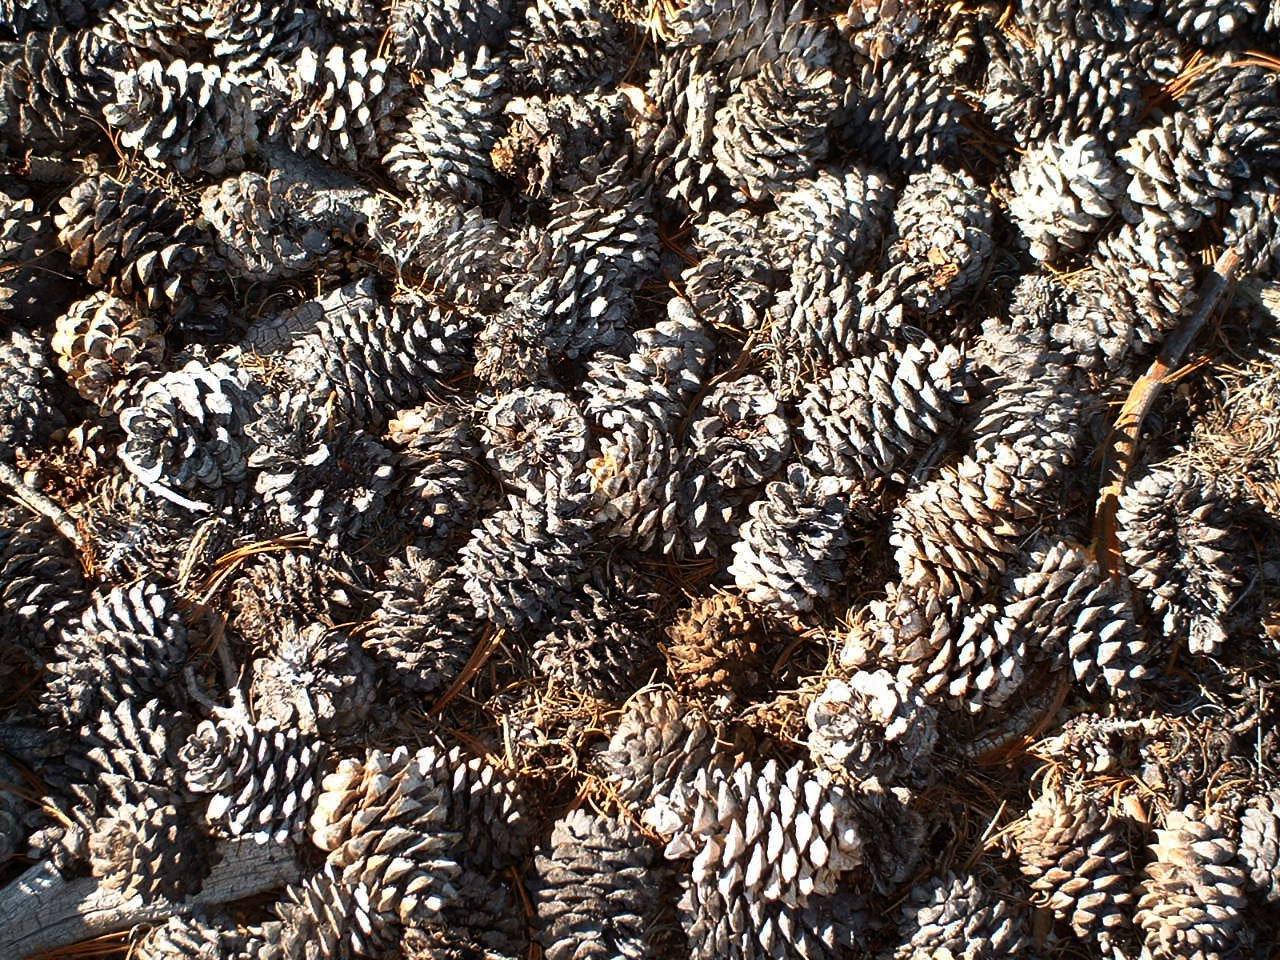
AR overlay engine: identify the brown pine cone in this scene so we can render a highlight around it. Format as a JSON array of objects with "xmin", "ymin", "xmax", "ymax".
[{"xmin": 662, "ymin": 592, "xmax": 764, "ymax": 696}]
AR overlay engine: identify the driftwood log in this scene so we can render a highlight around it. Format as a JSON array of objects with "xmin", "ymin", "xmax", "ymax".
[{"xmin": 0, "ymin": 838, "xmax": 301, "ymax": 960}]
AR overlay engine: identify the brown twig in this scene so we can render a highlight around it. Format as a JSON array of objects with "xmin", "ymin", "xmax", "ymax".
[
  {"xmin": 0, "ymin": 455, "xmax": 83, "ymax": 548},
  {"xmin": 1092, "ymin": 248, "xmax": 1241, "ymax": 575},
  {"xmin": 430, "ymin": 627, "xmax": 504, "ymax": 716}
]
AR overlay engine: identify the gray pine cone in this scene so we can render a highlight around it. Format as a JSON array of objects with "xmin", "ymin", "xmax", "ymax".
[
  {"xmin": 480, "ymin": 386, "xmax": 589, "ymax": 496},
  {"xmin": 1007, "ymin": 132, "xmax": 1124, "ymax": 262},
  {"xmin": 131, "ymin": 913, "xmax": 245, "ymax": 960},
  {"xmin": 1135, "ymin": 805, "xmax": 1249, "ymax": 960},
  {"xmin": 89, "ymin": 795, "xmax": 206, "ymax": 902},
  {"xmin": 286, "ymin": 278, "xmax": 473, "ymax": 430},
  {"xmin": 249, "ymin": 621, "xmax": 376, "ymax": 736},
  {"xmin": 728, "ymin": 464, "xmax": 852, "ymax": 614},
  {"xmin": 688, "ymin": 374, "xmax": 791, "ymax": 490},
  {"xmin": 0, "ymin": 27, "xmax": 118, "ymax": 150},
  {"xmin": 105, "ymin": 60, "xmax": 258, "ymax": 177},
  {"xmin": 894, "ymin": 871, "xmax": 1034, "ymax": 959},
  {"xmin": 1015, "ymin": 780, "xmax": 1138, "ymax": 957},
  {"xmin": 43, "ymin": 581, "xmax": 189, "ymax": 726},
  {"xmin": 248, "ymin": 391, "xmax": 397, "ymax": 548},
  {"xmin": 388, "ymin": 0, "xmax": 511, "ymax": 72},
  {"xmin": 389, "ymin": 403, "xmax": 486, "ymax": 549},
  {"xmin": 765, "ymin": 245, "xmax": 863, "ymax": 397},
  {"xmin": 312, "ymin": 742, "xmax": 531, "ymax": 874},
  {"xmin": 711, "ymin": 23, "xmax": 843, "ymax": 198},
  {"xmin": 1116, "ymin": 465, "xmax": 1238, "ymax": 656},
  {"xmin": 881, "ymin": 165, "xmax": 995, "ymax": 316},
  {"xmin": 118, "ymin": 359, "xmax": 257, "ymax": 506},
  {"xmin": 765, "ymin": 163, "xmax": 896, "ymax": 273},
  {"xmin": 508, "ymin": 0, "xmax": 626, "ymax": 94},
  {"xmin": 55, "ymin": 173, "xmax": 209, "ymax": 311},
  {"xmin": 806, "ymin": 669, "xmax": 937, "ymax": 788},
  {"xmin": 532, "ymin": 564, "xmax": 660, "ymax": 699},
  {"xmin": 52, "ymin": 292, "xmax": 164, "ymax": 412},
  {"xmin": 681, "ymin": 208, "xmax": 777, "ymax": 332},
  {"xmin": 842, "ymin": 55, "xmax": 966, "ymax": 172},
  {"xmin": 458, "ymin": 483, "xmax": 596, "ymax": 630},
  {"xmin": 267, "ymin": 44, "xmax": 405, "ymax": 167},
  {"xmin": 588, "ymin": 412, "xmax": 683, "ymax": 553},
  {"xmin": 384, "ymin": 47, "xmax": 505, "ymax": 202},
  {"xmin": 180, "ymin": 710, "xmax": 327, "ymax": 844},
  {"xmin": 207, "ymin": 0, "xmax": 327, "ymax": 78},
  {"xmin": 0, "ymin": 328, "xmax": 66, "ymax": 461},
  {"xmin": 1239, "ymin": 785, "xmax": 1280, "ymax": 903},
  {"xmin": 529, "ymin": 808, "xmax": 662, "ymax": 960},
  {"xmin": 671, "ymin": 759, "xmax": 863, "ymax": 960},
  {"xmin": 799, "ymin": 339, "xmax": 966, "ymax": 484},
  {"xmin": 0, "ymin": 509, "xmax": 85, "ymax": 655},
  {"xmin": 228, "ymin": 550, "xmax": 358, "ymax": 648},
  {"xmin": 640, "ymin": 46, "xmax": 723, "ymax": 217},
  {"xmin": 200, "ymin": 170, "xmax": 336, "ymax": 283},
  {"xmin": 364, "ymin": 548, "xmax": 482, "ymax": 695}
]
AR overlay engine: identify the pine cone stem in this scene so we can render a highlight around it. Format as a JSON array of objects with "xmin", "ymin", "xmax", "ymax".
[{"xmin": 0, "ymin": 455, "xmax": 82, "ymax": 548}]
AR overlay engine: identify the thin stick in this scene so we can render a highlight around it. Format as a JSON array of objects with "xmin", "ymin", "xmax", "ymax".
[
  {"xmin": 0, "ymin": 456, "xmax": 82, "ymax": 547},
  {"xmin": 430, "ymin": 627, "xmax": 504, "ymax": 716},
  {"xmin": 1093, "ymin": 248, "xmax": 1242, "ymax": 574}
]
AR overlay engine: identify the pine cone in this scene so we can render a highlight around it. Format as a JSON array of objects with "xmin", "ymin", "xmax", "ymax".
[
  {"xmin": 1007, "ymin": 133, "xmax": 1124, "ymax": 262},
  {"xmin": 247, "ymin": 391, "xmax": 397, "ymax": 548},
  {"xmin": 1015, "ymin": 780, "xmax": 1138, "ymax": 956},
  {"xmin": 250, "ymin": 622, "xmax": 376, "ymax": 736},
  {"xmin": 207, "ymin": 0, "xmax": 327, "ymax": 78},
  {"xmin": 1160, "ymin": 0, "xmax": 1258, "ymax": 53},
  {"xmin": 0, "ymin": 185, "xmax": 71, "ymax": 324},
  {"xmin": 1225, "ymin": 172, "xmax": 1280, "ymax": 279},
  {"xmin": 894, "ymin": 871, "xmax": 1033, "ymax": 959},
  {"xmin": 799, "ymin": 339, "xmax": 966, "ymax": 484},
  {"xmin": 842, "ymin": 55, "xmax": 966, "ymax": 172},
  {"xmin": 1135, "ymin": 805, "xmax": 1249, "ymax": 960},
  {"xmin": 228, "ymin": 551, "xmax": 358, "ymax": 648},
  {"xmin": 890, "ymin": 443, "xmax": 1040, "ymax": 606},
  {"xmin": 582, "ymin": 300, "xmax": 714, "ymax": 430},
  {"xmin": 663, "ymin": 592, "xmax": 763, "ymax": 696},
  {"xmin": 1120, "ymin": 62, "xmax": 1280, "ymax": 233},
  {"xmin": 506, "ymin": 171, "xmax": 658, "ymax": 358},
  {"xmin": 268, "ymin": 44, "xmax": 405, "ymax": 167},
  {"xmin": 473, "ymin": 293, "xmax": 558, "ymax": 392},
  {"xmin": 673, "ymin": 760, "xmax": 863, "ymax": 960},
  {"xmin": 1239, "ymin": 785, "xmax": 1280, "ymax": 903},
  {"xmin": 286, "ymin": 278, "xmax": 472, "ymax": 430},
  {"xmin": 458, "ymin": 484, "xmax": 596, "ymax": 630},
  {"xmin": 639, "ymin": 46, "xmax": 724, "ymax": 217},
  {"xmin": 55, "ymin": 173, "xmax": 209, "ymax": 311},
  {"xmin": 384, "ymin": 47, "xmax": 505, "ymax": 201},
  {"xmin": 388, "ymin": 0, "xmax": 511, "ymax": 72},
  {"xmin": 200, "ymin": 170, "xmax": 337, "ymax": 283},
  {"xmin": 89, "ymin": 795, "xmax": 206, "ymax": 901},
  {"xmin": 98, "ymin": 0, "xmax": 210, "ymax": 61},
  {"xmin": 598, "ymin": 687, "xmax": 747, "ymax": 829},
  {"xmin": 711, "ymin": 24, "xmax": 843, "ymax": 198},
  {"xmin": 52, "ymin": 292, "xmax": 164, "ymax": 412},
  {"xmin": 982, "ymin": 32, "xmax": 1149, "ymax": 149},
  {"xmin": 508, "ymin": 0, "xmax": 626, "ymax": 94},
  {"xmin": 491, "ymin": 90, "xmax": 634, "ymax": 198},
  {"xmin": 881, "ymin": 165, "xmax": 995, "ymax": 316},
  {"xmin": 312, "ymin": 743, "xmax": 531, "ymax": 874},
  {"xmin": 0, "ymin": 328, "xmax": 67, "ymax": 461},
  {"xmin": 43, "ymin": 581, "xmax": 189, "ymax": 726},
  {"xmin": 728, "ymin": 464, "xmax": 852, "ymax": 614},
  {"xmin": 587, "ymin": 412, "xmax": 684, "ymax": 553},
  {"xmin": 687, "ymin": 374, "xmax": 791, "ymax": 491},
  {"xmin": 132, "ymin": 913, "xmax": 245, "ymax": 960},
  {"xmin": 118, "ymin": 360, "xmax": 257, "ymax": 505},
  {"xmin": 529, "ymin": 809, "xmax": 662, "ymax": 960},
  {"xmin": 180, "ymin": 710, "xmax": 327, "ymax": 844},
  {"xmin": 388, "ymin": 403, "xmax": 486, "ymax": 549},
  {"xmin": 0, "ymin": 509, "xmax": 85, "ymax": 655},
  {"xmin": 533, "ymin": 563, "xmax": 660, "ymax": 699},
  {"xmin": 681, "ymin": 208, "xmax": 777, "ymax": 332},
  {"xmin": 765, "ymin": 163, "xmax": 896, "ymax": 273},
  {"xmin": 105, "ymin": 60, "xmax": 257, "ymax": 177},
  {"xmin": 1116, "ymin": 465, "xmax": 1238, "ymax": 656},
  {"xmin": 806, "ymin": 669, "xmax": 937, "ymax": 787},
  {"xmin": 0, "ymin": 27, "xmax": 117, "ymax": 149},
  {"xmin": 364, "ymin": 548, "xmax": 482, "ymax": 695},
  {"xmin": 480, "ymin": 386, "xmax": 589, "ymax": 496}
]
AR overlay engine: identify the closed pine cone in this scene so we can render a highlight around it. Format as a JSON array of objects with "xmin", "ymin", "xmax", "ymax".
[{"xmin": 663, "ymin": 592, "xmax": 763, "ymax": 695}]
